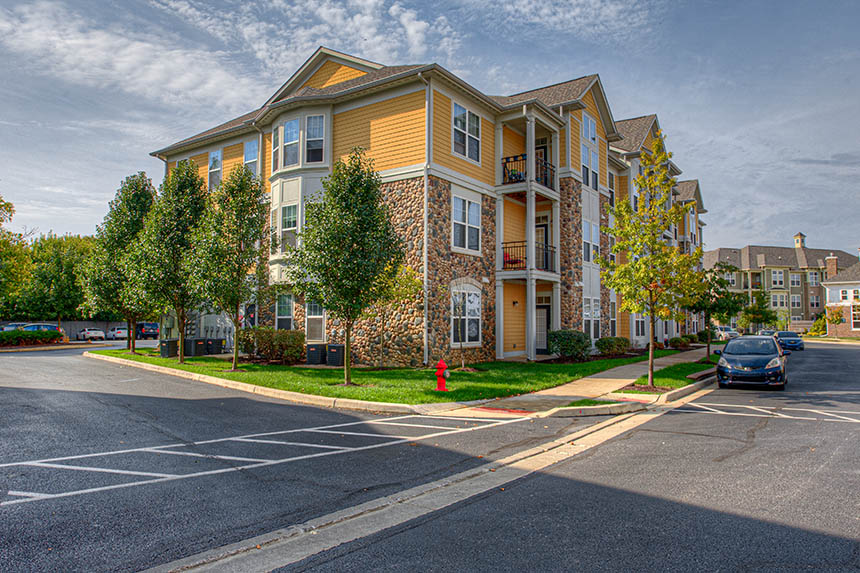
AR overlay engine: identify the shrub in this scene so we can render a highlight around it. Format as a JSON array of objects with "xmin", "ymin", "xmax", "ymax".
[
  {"xmin": 547, "ymin": 329, "xmax": 591, "ymax": 362},
  {"xmin": 0, "ymin": 330, "xmax": 63, "ymax": 347},
  {"xmin": 682, "ymin": 333, "xmax": 698, "ymax": 343},
  {"xmin": 696, "ymin": 330, "xmax": 715, "ymax": 343},
  {"xmin": 613, "ymin": 337, "xmax": 631, "ymax": 354},
  {"xmin": 278, "ymin": 330, "xmax": 305, "ymax": 364},
  {"xmin": 647, "ymin": 341, "xmax": 665, "ymax": 351},
  {"xmin": 237, "ymin": 327, "xmax": 305, "ymax": 364},
  {"xmin": 237, "ymin": 328, "xmax": 256, "ymax": 356},
  {"xmin": 595, "ymin": 336, "xmax": 631, "ymax": 356},
  {"xmin": 808, "ymin": 314, "xmax": 826, "ymax": 336},
  {"xmin": 668, "ymin": 336, "xmax": 689, "ymax": 349}
]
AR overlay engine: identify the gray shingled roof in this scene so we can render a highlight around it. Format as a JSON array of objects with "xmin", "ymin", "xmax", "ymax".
[
  {"xmin": 704, "ymin": 246, "xmax": 857, "ymax": 271},
  {"xmin": 487, "ymin": 75, "xmax": 597, "ymax": 108},
  {"xmin": 165, "ymin": 108, "xmax": 261, "ymax": 150},
  {"xmin": 824, "ymin": 261, "xmax": 860, "ymax": 283},
  {"xmin": 675, "ymin": 180, "xmax": 698, "ymax": 202},
  {"xmin": 612, "ymin": 114, "xmax": 656, "ymax": 152}
]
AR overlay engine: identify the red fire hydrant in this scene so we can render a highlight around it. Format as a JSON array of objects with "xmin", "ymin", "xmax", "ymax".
[{"xmin": 435, "ymin": 359, "xmax": 450, "ymax": 392}]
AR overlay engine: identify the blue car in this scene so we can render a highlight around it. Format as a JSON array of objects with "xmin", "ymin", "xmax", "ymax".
[
  {"xmin": 776, "ymin": 331, "xmax": 804, "ymax": 351},
  {"xmin": 715, "ymin": 336, "xmax": 790, "ymax": 390}
]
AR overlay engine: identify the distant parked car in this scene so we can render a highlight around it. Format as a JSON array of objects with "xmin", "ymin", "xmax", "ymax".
[
  {"xmin": 136, "ymin": 322, "xmax": 159, "ymax": 340},
  {"xmin": 758, "ymin": 329, "xmax": 776, "ymax": 337},
  {"xmin": 2, "ymin": 322, "xmax": 27, "ymax": 331},
  {"xmin": 22, "ymin": 323, "xmax": 64, "ymax": 334},
  {"xmin": 717, "ymin": 326, "xmax": 740, "ymax": 341},
  {"xmin": 715, "ymin": 335, "xmax": 790, "ymax": 390},
  {"xmin": 76, "ymin": 328, "xmax": 105, "ymax": 341},
  {"xmin": 106, "ymin": 326, "xmax": 128, "ymax": 340},
  {"xmin": 776, "ymin": 331, "xmax": 804, "ymax": 351}
]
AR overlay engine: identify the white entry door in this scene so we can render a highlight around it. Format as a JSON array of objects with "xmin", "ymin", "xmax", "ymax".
[{"xmin": 536, "ymin": 306, "xmax": 549, "ymax": 353}]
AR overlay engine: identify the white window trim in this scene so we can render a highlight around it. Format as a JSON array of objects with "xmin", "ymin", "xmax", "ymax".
[
  {"xmin": 450, "ymin": 283, "xmax": 482, "ymax": 348},
  {"xmin": 791, "ymin": 294, "xmax": 801, "ymax": 308},
  {"xmin": 790, "ymin": 274, "xmax": 801, "ymax": 287},
  {"xmin": 772, "ymin": 270, "xmax": 784, "ymax": 287},
  {"xmin": 271, "ymin": 125, "xmax": 280, "ymax": 175},
  {"xmin": 244, "ymin": 140, "xmax": 258, "ymax": 175},
  {"xmin": 450, "ymin": 100, "xmax": 481, "ymax": 166},
  {"xmin": 283, "ymin": 118, "xmax": 300, "ymax": 168},
  {"xmin": 581, "ymin": 112, "xmax": 599, "ymax": 191},
  {"xmin": 451, "ymin": 188, "xmax": 482, "ymax": 256},
  {"xmin": 808, "ymin": 271, "xmax": 820, "ymax": 287},
  {"xmin": 305, "ymin": 114, "xmax": 325, "ymax": 164},
  {"xmin": 305, "ymin": 302, "xmax": 326, "ymax": 343},
  {"xmin": 852, "ymin": 304, "xmax": 860, "ymax": 330},
  {"xmin": 275, "ymin": 294, "xmax": 294, "ymax": 330},
  {"xmin": 208, "ymin": 149, "xmax": 222, "ymax": 190},
  {"xmin": 280, "ymin": 203, "xmax": 298, "ymax": 253}
]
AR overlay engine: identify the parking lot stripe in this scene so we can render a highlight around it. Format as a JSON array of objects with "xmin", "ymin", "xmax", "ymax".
[
  {"xmin": 806, "ymin": 409, "xmax": 860, "ymax": 422},
  {"xmin": 229, "ymin": 438, "xmax": 349, "ymax": 450},
  {"xmin": 6, "ymin": 491, "xmax": 51, "ymax": 499},
  {"xmin": 367, "ymin": 421, "xmax": 466, "ymax": 430},
  {"xmin": 744, "ymin": 405, "xmax": 792, "ymax": 418},
  {"xmin": 27, "ymin": 462, "xmax": 178, "ymax": 478},
  {"xmin": 303, "ymin": 429, "xmax": 412, "ymax": 439},
  {"xmin": 141, "ymin": 449, "xmax": 272, "ymax": 463}
]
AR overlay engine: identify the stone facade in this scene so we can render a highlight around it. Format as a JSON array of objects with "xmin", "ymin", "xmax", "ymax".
[{"xmin": 559, "ymin": 176, "xmax": 583, "ymax": 330}]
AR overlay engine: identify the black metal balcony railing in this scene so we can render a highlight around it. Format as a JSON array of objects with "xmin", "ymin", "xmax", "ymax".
[
  {"xmin": 502, "ymin": 241, "xmax": 557, "ymax": 273},
  {"xmin": 501, "ymin": 155, "xmax": 556, "ymax": 191}
]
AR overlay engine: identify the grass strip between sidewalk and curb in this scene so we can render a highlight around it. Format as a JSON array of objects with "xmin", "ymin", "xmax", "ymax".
[
  {"xmin": 88, "ymin": 347, "xmax": 678, "ymax": 406},
  {"xmin": 616, "ymin": 354, "xmax": 718, "ymax": 395}
]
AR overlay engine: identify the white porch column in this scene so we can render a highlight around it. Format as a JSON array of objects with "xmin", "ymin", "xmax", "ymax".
[
  {"xmin": 552, "ymin": 281, "xmax": 561, "ymax": 334},
  {"xmin": 552, "ymin": 199, "xmax": 560, "ymax": 273},
  {"xmin": 495, "ymin": 123, "xmax": 504, "ymax": 186},
  {"xmin": 496, "ymin": 279, "xmax": 504, "ymax": 359},
  {"xmin": 526, "ymin": 275, "xmax": 536, "ymax": 361},
  {"xmin": 526, "ymin": 116, "xmax": 536, "ymax": 183},
  {"xmin": 551, "ymin": 130, "xmax": 560, "ymax": 191},
  {"xmin": 496, "ymin": 196, "xmax": 504, "ymax": 272}
]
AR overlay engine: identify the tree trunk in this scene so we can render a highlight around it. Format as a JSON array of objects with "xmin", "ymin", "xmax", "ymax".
[
  {"xmin": 704, "ymin": 311, "xmax": 711, "ymax": 361},
  {"xmin": 231, "ymin": 311, "xmax": 240, "ymax": 371},
  {"xmin": 648, "ymin": 314, "xmax": 656, "ymax": 387},
  {"xmin": 126, "ymin": 319, "xmax": 132, "ymax": 351},
  {"xmin": 177, "ymin": 308, "xmax": 186, "ymax": 364},
  {"xmin": 344, "ymin": 321, "xmax": 353, "ymax": 385}
]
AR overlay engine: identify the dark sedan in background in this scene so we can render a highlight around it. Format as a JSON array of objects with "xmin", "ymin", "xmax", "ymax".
[
  {"xmin": 776, "ymin": 331, "xmax": 805, "ymax": 351},
  {"xmin": 716, "ymin": 336, "xmax": 790, "ymax": 390}
]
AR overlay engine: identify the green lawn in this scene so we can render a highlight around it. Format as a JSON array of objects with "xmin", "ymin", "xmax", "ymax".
[
  {"xmin": 625, "ymin": 354, "xmax": 718, "ymax": 393},
  {"xmin": 565, "ymin": 399, "xmax": 618, "ymax": 407},
  {"xmin": 92, "ymin": 348, "xmax": 678, "ymax": 405}
]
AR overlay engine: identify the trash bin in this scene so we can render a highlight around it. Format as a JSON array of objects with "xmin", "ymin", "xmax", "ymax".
[
  {"xmin": 160, "ymin": 338, "xmax": 178, "ymax": 358},
  {"xmin": 206, "ymin": 338, "xmax": 224, "ymax": 355},
  {"xmin": 306, "ymin": 344, "xmax": 326, "ymax": 365},
  {"xmin": 326, "ymin": 344, "xmax": 344, "ymax": 367},
  {"xmin": 184, "ymin": 338, "xmax": 206, "ymax": 357}
]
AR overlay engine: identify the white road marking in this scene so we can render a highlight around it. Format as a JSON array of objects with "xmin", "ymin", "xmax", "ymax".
[
  {"xmin": 806, "ymin": 409, "xmax": 860, "ymax": 422},
  {"xmin": 26, "ymin": 462, "xmax": 177, "ymax": 478},
  {"xmin": 229, "ymin": 438, "xmax": 348, "ymax": 450},
  {"xmin": 745, "ymin": 405, "xmax": 792, "ymax": 418},
  {"xmin": 690, "ymin": 403, "xmax": 724, "ymax": 414},
  {"xmin": 680, "ymin": 403, "xmax": 852, "ymax": 422},
  {"xmin": 6, "ymin": 491, "xmax": 51, "ymax": 499},
  {"xmin": 141, "ymin": 449, "xmax": 271, "ymax": 463},
  {"xmin": 694, "ymin": 402, "xmax": 860, "ymax": 422},
  {"xmin": 0, "ymin": 416, "xmax": 526, "ymax": 508},
  {"xmin": 302, "ymin": 429, "xmax": 411, "ymax": 439},
  {"xmin": 367, "ymin": 421, "xmax": 466, "ymax": 430}
]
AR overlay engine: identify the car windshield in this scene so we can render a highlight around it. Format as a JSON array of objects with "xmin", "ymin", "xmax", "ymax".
[
  {"xmin": 724, "ymin": 338, "xmax": 778, "ymax": 355},
  {"xmin": 777, "ymin": 331, "xmax": 799, "ymax": 338}
]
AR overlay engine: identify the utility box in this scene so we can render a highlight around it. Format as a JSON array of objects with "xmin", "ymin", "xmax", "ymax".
[
  {"xmin": 184, "ymin": 338, "xmax": 206, "ymax": 357},
  {"xmin": 306, "ymin": 344, "xmax": 326, "ymax": 365},
  {"xmin": 326, "ymin": 344, "xmax": 344, "ymax": 367},
  {"xmin": 206, "ymin": 338, "xmax": 224, "ymax": 355},
  {"xmin": 160, "ymin": 339, "xmax": 178, "ymax": 358}
]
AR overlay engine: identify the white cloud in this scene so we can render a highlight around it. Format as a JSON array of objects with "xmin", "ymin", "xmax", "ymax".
[{"xmin": 0, "ymin": 1, "xmax": 270, "ymax": 114}]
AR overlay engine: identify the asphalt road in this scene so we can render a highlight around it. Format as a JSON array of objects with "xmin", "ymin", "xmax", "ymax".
[
  {"xmin": 0, "ymin": 346, "xmax": 595, "ymax": 572},
  {"xmin": 290, "ymin": 341, "xmax": 860, "ymax": 572}
]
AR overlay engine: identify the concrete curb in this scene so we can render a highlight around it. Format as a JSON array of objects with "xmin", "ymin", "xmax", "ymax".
[
  {"xmin": 82, "ymin": 351, "xmax": 494, "ymax": 415},
  {"xmin": 657, "ymin": 375, "xmax": 716, "ymax": 404},
  {"xmin": 0, "ymin": 343, "xmax": 113, "ymax": 353},
  {"xmin": 801, "ymin": 338, "xmax": 860, "ymax": 346},
  {"xmin": 541, "ymin": 401, "xmax": 646, "ymax": 418}
]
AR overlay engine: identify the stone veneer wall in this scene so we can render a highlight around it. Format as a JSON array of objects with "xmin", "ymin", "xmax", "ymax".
[
  {"xmin": 425, "ymin": 175, "xmax": 496, "ymax": 363},
  {"xmin": 559, "ymin": 176, "xmax": 583, "ymax": 330}
]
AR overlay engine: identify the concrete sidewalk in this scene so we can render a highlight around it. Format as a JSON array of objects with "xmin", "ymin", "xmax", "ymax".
[{"xmin": 441, "ymin": 347, "xmax": 711, "ymax": 416}]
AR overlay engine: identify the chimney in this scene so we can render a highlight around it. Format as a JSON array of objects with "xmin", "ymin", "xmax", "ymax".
[
  {"xmin": 825, "ymin": 252, "xmax": 838, "ymax": 279},
  {"xmin": 794, "ymin": 232, "xmax": 806, "ymax": 248}
]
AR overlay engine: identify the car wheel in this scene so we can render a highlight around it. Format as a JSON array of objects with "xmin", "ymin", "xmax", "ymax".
[
  {"xmin": 718, "ymin": 382, "xmax": 727, "ymax": 389},
  {"xmin": 774, "ymin": 384, "xmax": 785, "ymax": 391}
]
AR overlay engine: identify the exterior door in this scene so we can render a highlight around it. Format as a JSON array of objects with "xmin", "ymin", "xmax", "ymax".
[
  {"xmin": 536, "ymin": 305, "xmax": 550, "ymax": 354},
  {"xmin": 535, "ymin": 223, "xmax": 548, "ymax": 270},
  {"xmin": 535, "ymin": 145, "xmax": 548, "ymax": 187}
]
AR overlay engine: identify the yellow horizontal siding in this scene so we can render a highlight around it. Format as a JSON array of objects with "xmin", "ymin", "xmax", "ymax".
[
  {"xmin": 570, "ymin": 113, "xmax": 580, "ymax": 171},
  {"xmin": 301, "ymin": 60, "xmax": 366, "ymax": 90},
  {"xmin": 222, "ymin": 143, "xmax": 243, "ymax": 179},
  {"xmin": 190, "ymin": 153, "xmax": 208, "ymax": 186},
  {"xmin": 262, "ymin": 132, "xmax": 271, "ymax": 194},
  {"xmin": 581, "ymin": 88, "xmax": 606, "ymax": 141},
  {"xmin": 167, "ymin": 161, "xmax": 176, "ymax": 174},
  {"xmin": 617, "ymin": 175, "xmax": 628, "ymax": 201},
  {"xmin": 559, "ymin": 127, "xmax": 567, "ymax": 167},
  {"xmin": 599, "ymin": 141, "xmax": 607, "ymax": 187},
  {"xmin": 504, "ymin": 283, "xmax": 526, "ymax": 352},
  {"xmin": 504, "ymin": 198, "xmax": 525, "ymax": 243},
  {"xmin": 502, "ymin": 126, "xmax": 525, "ymax": 159},
  {"xmin": 432, "ymin": 90, "xmax": 495, "ymax": 186},
  {"xmin": 332, "ymin": 90, "xmax": 425, "ymax": 172}
]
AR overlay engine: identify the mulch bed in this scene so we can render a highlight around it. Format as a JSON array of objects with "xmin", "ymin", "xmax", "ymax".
[{"xmin": 618, "ymin": 384, "xmax": 675, "ymax": 394}]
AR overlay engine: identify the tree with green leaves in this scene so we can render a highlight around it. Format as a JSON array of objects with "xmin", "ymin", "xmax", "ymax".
[
  {"xmin": 365, "ymin": 264, "xmax": 422, "ymax": 367},
  {"xmin": 23, "ymin": 234, "xmax": 93, "ymax": 330},
  {"xmin": 190, "ymin": 165, "xmax": 270, "ymax": 370},
  {"xmin": 598, "ymin": 132, "xmax": 703, "ymax": 388},
  {"xmin": 80, "ymin": 172, "xmax": 156, "ymax": 353},
  {"xmin": 737, "ymin": 289, "xmax": 777, "ymax": 332},
  {"xmin": 824, "ymin": 305, "xmax": 844, "ymax": 339},
  {"xmin": 0, "ymin": 194, "xmax": 31, "ymax": 313},
  {"xmin": 134, "ymin": 160, "xmax": 207, "ymax": 363},
  {"xmin": 287, "ymin": 148, "xmax": 404, "ymax": 384},
  {"xmin": 683, "ymin": 262, "xmax": 746, "ymax": 358}
]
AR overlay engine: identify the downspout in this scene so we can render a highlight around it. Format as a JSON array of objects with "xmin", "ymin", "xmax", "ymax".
[{"xmin": 419, "ymin": 71, "xmax": 431, "ymax": 365}]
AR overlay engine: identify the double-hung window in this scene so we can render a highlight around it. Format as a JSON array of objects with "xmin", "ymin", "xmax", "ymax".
[
  {"xmin": 608, "ymin": 172, "xmax": 615, "ymax": 207},
  {"xmin": 841, "ymin": 289, "xmax": 848, "ymax": 301},
  {"xmin": 281, "ymin": 204, "xmax": 297, "ymax": 250},
  {"xmin": 583, "ymin": 299, "xmax": 592, "ymax": 338},
  {"xmin": 808, "ymin": 271, "xmax": 820, "ymax": 286},
  {"xmin": 306, "ymin": 115, "xmax": 324, "ymax": 163},
  {"xmin": 610, "ymin": 301, "xmax": 617, "ymax": 337},
  {"xmin": 591, "ymin": 298, "xmax": 600, "ymax": 340},
  {"xmin": 772, "ymin": 294, "xmax": 786, "ymax": 308},
  {"xmin": 283, "ymin": 119, "xmax": 299, "ymax": 167},
  {"xmin": 854, "ymin": 289, "xmax": 860, "ymax": 300},
  {"xmin": 451, "ymin": 286, "xmax": 481, "ymax": 346},
  {"xmin": 853, "ymin": 305, "xmax": 860, "ymax": 329},
  {"xmin": 634, "ymin": 314, "xmax": 646, "ymax": 338},
  {"xmin": 271, "ymin": 126, "xmax": 280, "ymax": 173},
  {"xmin": 810, "ymin": 295, "xmax": 820, "ymax": 308},
  {"xmin": 581, "ymin": 113, "xmax": 598, "ymax": 190},
  {"xmin": 608, "ymin": 236, "xmax": 616, "ymax": 264},
  {"xmin": 724, "ymin": 272, "xmax": 736, "ymax": 287},
  {"xmin": 582, "ymin": 220, "xmax": 599, "ymax": 263},
  {"xmin": 791, "ymin": 294, "xmax": 801, "ymax": 308},
  {"xmin": 276, "ymin": 294, "xmax": 293, "ymax": 330},
  {"xmin": 772, "ymin": 270, "xmax": 784, "ymax": 287},
  {"xmin": 208, "ymin": 150, "xmax": 222, "ymax": 190},
  {"xmin": 632, "ymin": 193, "xmax": 639, "ymax": 212},
  {"xmin": 244, "ymin": 140, "xmax": 258, "ymax": 175},
  {"xmin": 305, "ymin": 302, "xmax": 325, "ymax": 341},
  {"xmin": 453, "ymin": 103, "xmax": 480, "ymax": 163},
  {"xmin": 790, "ymin": 273, "xmax": 801, "ymax": 287},
  {"xmin": 452, "ymin": 195, "xmax": 480, "ymax": 253}
]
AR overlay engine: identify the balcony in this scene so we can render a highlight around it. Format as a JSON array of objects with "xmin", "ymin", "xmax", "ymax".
[
  {"xmin": 501, "ymin": 155, "xmax": 556, "ymax": 191},
  {"xmin": 502, "ymin": 241, "xmax": 556, "ymax": 273}
]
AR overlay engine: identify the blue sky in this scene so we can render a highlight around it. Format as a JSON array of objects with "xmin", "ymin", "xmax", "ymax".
[{"xmin": 1, "ymin": 0, "xmax": 858, "ymax": 255}]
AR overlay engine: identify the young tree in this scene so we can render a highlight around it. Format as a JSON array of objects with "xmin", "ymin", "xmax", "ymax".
[
  {"xmin": 287, "ymin": 148, "xmax": 404, "ymax": 384},
  {"xmin": 23, "ymin": 234, "xmax": 93, "ymax": 330},
  {"xmin": 737, "ymin": 289, "xmax": 777, "ymax": 333},
  {"xmin": 190, "ymin": 165, "xmax": 270, "ymax": 370},
  {"xmin": 135, "ymin": 160, "xmax": 207, "ymax": 363},
  {"xmin": 365, "ymin": 264, "xmax": 422, "ymax": 367},
  {"xmin": 0, "ymin": 194, "xmax": 31, "ymax": 313},
  {"xmin": 80, "ymin": 173, "xmax": 156, "ymax": 353},
  {"xmin": 683, "ymin": 262, "xmax": 746, "ymax": 358},
  {"xmin": 598, "ymin": 132, "xmax": 703, "ymax": 388},
  {"xmin": 824, "ymin": 305, "xmax": 844, "ymax": 339}
]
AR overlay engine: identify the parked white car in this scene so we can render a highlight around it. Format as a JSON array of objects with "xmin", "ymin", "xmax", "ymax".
[
  {"xmin": 76, "ymin": 328, "xmax": 106, "ymax": 341},
  {"xmin": 716, "ymin": 326, "xmax": 740, "ymax": 341},
  {"xmin": 2, "ymin": 322, "xmax": 27, "ymax": 331},
  {"xmin": 106, "ymin": 326, "xmax": 128, "ymax": 340}
]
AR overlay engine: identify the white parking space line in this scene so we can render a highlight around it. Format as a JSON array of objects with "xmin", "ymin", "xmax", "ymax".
[
  {"xmin": 367, "ymin": 421, "xmax": 466, "ymax": 430},
  {"xmin": 745, "ymin": 405, "xmax": 792, "ymax": 418},
  {"xmin": 26, "ymin": 462, "xmax": 177, "ymax": 479},
  {"xmin": 141, "ymin": 449, "xmax": 271, "ymax": 463},
  {"xmin": 6, "ymin": 491, "xmax": 52, "ymax": 499},
  {"xmin": 681, "ymin": 402, "xmax": 856, "ymax": 423},
  {"xmin": 806, "ymin": 410, "xmax": 860, "ymax": 422},
  {"xmin": 0, "ymin": 416, "xmax": 527, "ymax": 508},
  {"xmin": 303, "ymin": 429, "xmax": 412, "ymax": 439},
  {"xmin": 690, "ymin": 403, "xmax": 724, "ymax": 414},
  {"xmin": 229, "ymin": 438, "xmax": 349, "ymax": 450}
]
